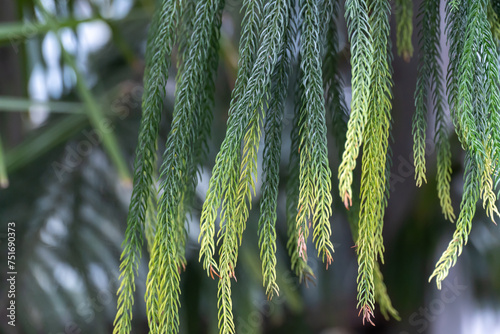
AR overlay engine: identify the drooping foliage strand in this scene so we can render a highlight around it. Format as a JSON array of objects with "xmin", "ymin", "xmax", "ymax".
[
  {"xmin": 453, "ymin": 0, "xmax": 500, "ymax": 224},
  {"xmin": 429, "ymin": 0, "xmax": 500, "ymax": 289},
  {"xmin": 114, "ymin": 0, "xmax": 500, "ymax": 332},
  {"xmin": 145, "ymin": 1, "xmax": 223, "ymax": 332},
  {"xmin": 198, "ymin": 0, "xmax": 264, "ymax": 279},
  {"xmin": 114, "ymin": 1, "xmax": 180, "ymax": 333},
  {"xmin": 413, "ymin": 0, "xmax": 455, "ymax": 222},
  {"xmin": 374, "ymin": 263, "xmax": 401, "ymax": 321},
  {"xmin": 258, "ymin": 0, "xmax": 294, "ymax": 300},
  {"xmin": 339, "ymin": 0, "xmax": 373, "ymax": 209},
  {"xmin": 355, "ymin": 0, "xmax": 393, "ymax": 325},
  {"xmin": 429, "ymin": 153, "xmax": 480, "ymax": 289},
  {"xmin": 294, "ymin": 0, "xmax": 335, "ymax": 273},
  {"xmin": 346, "ymin": 180, "xmax": 400, "ymax": 323},
  {"xmin": 322, "ymin": 0, "xmax": 349, "ymax": 154},
  {"xmin": 395, "ymin": 0, "xmax": 414, "ymax": 62},
  {"xmin": 285, "ymin": 0, "xmax": 315, "ymax": 283},
  {"xmin": 214, "ymin": 1, "xmax": 289, "ymax": 332}
]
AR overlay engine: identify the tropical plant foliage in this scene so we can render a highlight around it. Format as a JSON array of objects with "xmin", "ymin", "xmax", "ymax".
[{"xmin": 112, "ymin": 0, "xmax": 500, "ymax": 333}]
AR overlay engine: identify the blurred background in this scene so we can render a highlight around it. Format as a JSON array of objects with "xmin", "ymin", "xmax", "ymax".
[{"xmin": 1, "ymin": 0, "xmax": 500, "ymax": 333}]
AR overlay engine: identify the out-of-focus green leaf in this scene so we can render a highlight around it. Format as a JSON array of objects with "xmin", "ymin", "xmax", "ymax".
[
  {"xmin": 5, "ymin": 114, "xmax": 87, "ymax": 172},
  {"xmin": 0, "ymin": 135, "xmax": 8, "ymax": 188},
  {"xmin": 0, "ymin": 96, "xmax": 84, "ymax": 113}
]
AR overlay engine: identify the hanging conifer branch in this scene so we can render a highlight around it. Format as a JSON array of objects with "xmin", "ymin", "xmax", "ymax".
[
  {"xmin": 395, "ymin": 0, "xmax": 414, "ymax": 62},
  {"xmin": 322, "ymin": 0, "xmax": 349, "ymax": 152},
  {"xmin": 145, "ymin": 1, "xmax": 223, "ymax": 332},
  {"xmin": 198, "ymin": 0, "xmax": 264, "ymax": 278},
  {"xmin": 347, "ymin": 182, "xmax": 400, "ymax": 323},
  {"xmin": 258, "ymin": 0, "xmax": 294, "ymax": 300},
  {"xmin": 286, "ymin": 62, "xmax": 316, "ymax": 282},
  {"xmin": 374, "ymin": 263, "xmax": 401, "ymax": 321},
  {"xmin": 429, "ymin": 153, "xmax": 480, "ymax": 289},
  {"xmin": 413, "ymin": 0, "xmax": 455, "ymax": 222},
  {"xmin": 112, "ymin": 0, "xmax": 500, "ymax": 331},
  {"xmin": 412, "ymin": 0, "xmax": 433, "ymax": 188},
  {"xmin": 297, "ymin": 0, "xmax": 335, "ymax": 268},
  {"xmin": 113, "ymin": 1, "xmax": 180, "ymax": 332},
  {"xmin": 455, "ymin": 0, "xmax": 500, "ymax": 222},
  {"xmin": 430, "ymin": 0, "xmax": 500, "ymax": 289},
  {"xmin": 285, "ymin": 0, "xmax": 316, "ymax": 282},
  {"xmin": 175, "ymin": 0, "xmax": 225, "ymax": 269},
  {"xmin": 355, "ymin": 0, "xmax": 393, "ymax": 324},
  {"xmin": 214, "ymin": 1, "xmax": 289, "ymax": 332},
  {"xmin": 339, "ymin": 0, "xmax": 373, "ymax": 209}
]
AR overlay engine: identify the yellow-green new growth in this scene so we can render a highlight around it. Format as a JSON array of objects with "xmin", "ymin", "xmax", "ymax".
[
  {"xmin": 339, "ymin": 0, "xmax": 373, "ymax": 209},
  {"xmin": 356, "ymin": 0, "xmax": 393, "ymax": 324}
]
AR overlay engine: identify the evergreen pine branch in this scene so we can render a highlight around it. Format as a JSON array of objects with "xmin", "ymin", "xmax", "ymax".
[
  {"xmin": 232, "ymin": 1, "xmax": 267, "ymax": 246},
  {"xmin": 429, "ymin": 153, "xmax": 480, "ymax": 289},
  {"xmin": 415, "ymin": 0, "xmax": 456, "ymax": 221},
  {"xmin": 356, "ymin": 0, "xmax": 392, "ymax": 324},
  {"xmin": 371, "ymin": 0, "xmax": 393, "ymax": 265},
  {"xmin": 413, "ymin": 0, "xmax": 435, "ymax": 187},
  {"xmin": 171, "ymin": 0, "xmax": 194, "ymax": 264},
  {"xmin": 346, "ymin": 181, "xmax": 400, "ymax": 322},
  {"xmin": 258, "ymin": 106, "xmax": 281, "ymax": 298},
  {"xmin": 297, "ymin": 0, "xmax": 334, "ymax": 268},
  {"xmin": 113, "ymin": 1, "xmax": 180, "ymax": 333},
  {"xmin": 395, "ymin": 0, "xmax": 414, "ymax": 62},
  {"xmin": 322, "ymin": 0, "xmax": 349, "ymax": 152},
  {"xmin": 432, "ymin": 0, "xmax": 500, "ymax": 290},
  {"xmin": 432, "ymin": 24, "xmax": 455, "ymax": 222},
  {"xmin": 258, "ymin": 0, "xmax": 294, "ymax": 299},
  {"xmin": 177, "ymin": 0, "xmax": 225, "ymax": 269},
  {"xmin": 286, "ymin": 19, "xmax": 315, "ymax": 281},
  {"xmin": 374, "ymin": 262, "xmax": 401, "ymax": 321},
  {"xmin": 234, "ymin": 104, "xmax": 264, "ymax": 245},
  {"xmin": 145, "ymin": 1, "xmax": 223, "ymax": 332},
  {"xmin": 445, "ymin": 1, "xmax": 467, "ymax": 135},
  {"xmin": 215, "ymin": 1, "xmax": 289, "ymax": 332},
  {"xmin": 198, "ymin": 0, "xmax": 264, "ymax": 278},
  {"xmin": 455, "ymin": 1, "xmax": 486, "ymax": 156},
  {"xmin": 339, "ymin": 0, "xmax": 373, "ymax": 209},
  {"xmin": 457, "ymin": 0, "xmax": 500, "ymax": 222},
  {"xmin": 286, "ymin": 85, "xmax": 315, "ymax": 280},
  {"xmin": 347, "ymin": 181, "xmax": 401, "ymax": 322},
  {"xmin": 474, "ymin": 29, "xmax": 500, "ymax": 223}
]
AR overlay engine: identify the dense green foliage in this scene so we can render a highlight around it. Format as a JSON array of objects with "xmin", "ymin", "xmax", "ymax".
[{"xmin": 111, "ymin": 0, "xmax": 500, "ymax": 333}]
